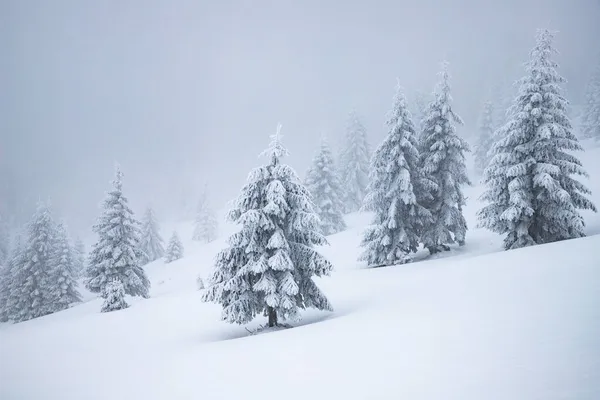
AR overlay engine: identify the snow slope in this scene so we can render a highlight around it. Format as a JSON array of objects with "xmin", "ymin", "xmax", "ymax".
[{"xmin": 1, "ymin": 143, "xmax": 599, "ymax": 400}]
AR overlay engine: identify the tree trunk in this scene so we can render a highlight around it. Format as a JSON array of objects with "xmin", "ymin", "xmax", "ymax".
[{"xmin": 267, "ymin": 307, "xmax": 278, "ymax": 327}]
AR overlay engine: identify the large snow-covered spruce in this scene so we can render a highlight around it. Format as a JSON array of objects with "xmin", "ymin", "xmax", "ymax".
[
  {"xmin": 49, "ymin": 222, "xmax": 82, "ymax": 311},
  {"xmin": 139, "ymin": 207, "xmax": 165, "ymax": 265},
  {"xmin": 164, "ymin": 231, "xmax": 184, "ymax": 263},
  {"xmin": 304, "ymin": 137, "xmax": 347, "ymax": 235},
  {"xmin": 473, "ymin": 100, "xmax": 495, "ymax": 175},
  {"xmin": 8, "ymin": 203, "xmax": 56, "ymax": 322},
  {"xmin": 581, "ymin": 62, "xmax": 600, "ymax": 140},
  {"xmin": 202, "ymin": 124, "xmax": 333, "ymax": 327},
  {"xmin": 420, "ymin": 62, "xmax": 471, "ymax": 254},
  {"xmin": 85, "ymin": 167, "xmax": 150, "ymax": 304},
  {"xmin": 192, "ymin": 187, "xmax": 218, "ymax": 243},
  {"xmin": 478, "ymin": 29, "xmax": 597, "ymax": 250},
  {"xmin": 339, "ymin": 111, "xmax": 370, "ymax": 213},
  {"xmin": 361, "ymin": 83, "xmax": 431, "ymax": 267}
]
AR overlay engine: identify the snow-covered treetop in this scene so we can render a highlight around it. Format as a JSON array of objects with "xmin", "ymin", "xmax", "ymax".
[{"xmin": 260, "ymin": 123, "xmax": 289, "ymax": 165}]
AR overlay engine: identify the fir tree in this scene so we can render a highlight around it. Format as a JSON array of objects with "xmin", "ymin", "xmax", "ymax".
[
  {"xmin": 339, "ymin": 111, "xmax": 370, "ymax": 212},
  {"xmin": 73, "ymin": 238, "xmax": 86, "ymax": 278},
  {"xmin": 192, "ymin": 187, "xmax": 218, "ymax": 243},
  {"xmin": 478, "ymin": 29, "xmax": 597, "ymax": 250},
  {"xmin": 420, "ymin": 61, "xmax": 471, "ymax": 254},
  {"xmin": 581, "ymin": 62, "xmax": 600, "ymax": 140},
  {"xmin": 85, "ymin": 166, "xmax": 150, "ymax": 304},
  {"xmin": 304, "ymin": 137, "xmax": 347, "ymax": 235},
  {"xmin": 139, "ymin": 207, "xmax": 165, "ymax": 265},
  {"xmin": 164, "ymin": 231, "xmax": 184, "ymax": 263},
  {"xmin": 0, "ymin": 213, "xmax": 9, "ymax": 266},
  {"xmin": 474, "ymin": 100, "xmax": 495, "ymax": 175},
  {"xmin": 101, "ymin": 278, "xmax": 128, "ymax": 312},
  {"xmin": 9, "ymin": 202, "xmax": 56, "ymax": 322},
  {"xmin": 202, "ymin": 124, "xmax": 333, "ymax": 327},
  {"xmin": 49, "ymin": 222, "xmax": 82, "ymax": 311},
  {"xmin": 0, "ymin": 234, "xmax": 23, "ymax": 322},
  {"xmin": 361, "ymin": 83, "xmax": 432, "ymax": 266}
]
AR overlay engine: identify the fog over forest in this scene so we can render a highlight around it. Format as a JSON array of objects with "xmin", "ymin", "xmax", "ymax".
[{"xmin": 1, "ymin": 0, "xmax": 599, "ymax": 238}]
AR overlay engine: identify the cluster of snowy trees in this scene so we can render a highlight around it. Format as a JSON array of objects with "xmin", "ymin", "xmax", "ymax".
[
  {"xmin": 477, "ymin": 29, "xmax": 596, "ymax": 249},
  {"xmin": 0, "ymin": 203, "xmax": 82, "ymax": 322}
]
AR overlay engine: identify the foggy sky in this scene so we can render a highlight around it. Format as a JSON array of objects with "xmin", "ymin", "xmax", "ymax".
[{"xmin": 1, "ymin": 0, "xmax": 599, "ymax": 237}]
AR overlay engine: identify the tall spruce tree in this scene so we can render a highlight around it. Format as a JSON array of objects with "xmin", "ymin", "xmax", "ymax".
[
  {"xmin": 9, "ymin": 202, "xmax": 57, "ymax": 322},
  {"xmin": 192, "ymin": 187, "xmax": 218, "ymax": 243},
  {"xmin": 85, "ymin": 167, "xmax": 150, "ymax": 305},
  {"xmin": 164, "ymin": 231, "xmax": 184, "ymax": 263},
  {"xmin": 139, "ymin": 207, "xmax": 165, "ymax": 265},
  {"xmin": 304, "ymin": 137, "xmax": 347, "ymax": 235},
  {"xmin": 420, "ymin": 61, "xmax": 471, "ymax": 254},
  {"xmin": 49, "ymin": 223, "xmax": 82, "ymax": 311},
  {"xmin": 361, "ymin": 83, "xmax": 431, "ymax": 266},
  {"xmin": 202, "ymin": 124, "xmax": 333, "ymax": 327},
  {"xmin": 478, "ymin": 29, "xmax": 597, "ymax": 250},
  {"xmin": 339, "ymin": 111, "xmax": 370, "ymax": 212},
  {"xmin": 581, "ymin": 62, "xmax": 600, "ymax": 140},
  {"xmin": 474, "ymin": 100, "xmax": 495, "ymax": 175},
  {"xmin": 0, "ymin": 234, "xmax": 23, "ymax": 322}
]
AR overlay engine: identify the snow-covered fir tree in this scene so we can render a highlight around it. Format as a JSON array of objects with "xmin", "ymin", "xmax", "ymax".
[
  {"xmin": 202, "ymin": 124, "xmax": 333, "ymax": 327},
  {"xmin": 8, "ymin": 202, "xmax": 57, "ymax": 322},
  {"xmin": 0, "ymin": 234, "xmax": 23, "ymax": 322},
  {"xmin": 164, "ymin": 231, "xmax": 184, "ymax": 263},
  {"xmin": 478, "ymin": 29, "xmax": 597, "ymax": 250},
  {"xmin": 192, "ymin": 187, "xmax": 218, "ymax": 243},
  {"xmin": 85, "ymin": 166, "xmax": 150, "ymax": 305},
  {"xmin": 139, "ymin": 207, "xmax": 165, "ymax": 265},
  {"xmin": 474, "ymin": 100, "xmax": 495, "ymax": 175},
  {"xmin": 101, "ymin": 278, "xmax": 128, "ymax": 312},
  {"xmin": 49, "ymin": 222, "xmax": 81, "ymax": 311},
  {"xmin": 581, "ymin": 63, "xmax": 600, "ymax": 140},
  {"xmin": 420, "ymin": 61, "xmax": 471, "ymax": 254},
  {"xmin": 304, "ymin": 137, "xmax": 347, "ymax": 235},
  {"xmin": 73, "ymin": 238, "xmax": 86, "ymax": 277},
  {"xmin": 361, "ymin": 83, "xmax": 432, "ymax": 266},
  {"xmin": 339, "ymin": 111, "xmax": 370, "ymax": 212}
]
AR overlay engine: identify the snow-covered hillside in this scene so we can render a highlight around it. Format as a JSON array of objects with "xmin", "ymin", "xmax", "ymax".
[{"xmin": 1, "ymin": 143, "xmax": 599, "ymax": 400}]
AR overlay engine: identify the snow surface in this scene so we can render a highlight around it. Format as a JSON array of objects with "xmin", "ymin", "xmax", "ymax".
[{"xmin": 1, "ymin": 142, "xmax": 600, "ymax": 400}]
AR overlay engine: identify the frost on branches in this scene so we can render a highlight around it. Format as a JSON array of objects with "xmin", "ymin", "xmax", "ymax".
[
  {"xmin": 474, "ymin": 100, "xmax": 495, "ymax": 175},
  {"xmin": 139, "ymin": 207, "xmax": 165, "ymax": 265},
  {"xmin": 420, "ymin": 62, "xmax": 471, "ymax": 254},
  {"xmin": 202, "ymin": 124, "xmax": 333, "ymax": 328},
  {"xmin": 339, "ymin": 111, "xmax": 370, "ymax": 213},
  {"xmin": 101, "ymin": 278, "xmax": 128, "ymax": 312},
  {"xmin": 85, "ymin": 166, "xmax": 150, "ymax": 306},
  {"xmin": 581, "ymin": 62, "xmax": 600, "ymax": 140},
  {"xmin": 192, "ymin": 187, "xmax": 218, "ymax": 243},
  {"xmin": 8, "ymin": 202, "xmax": 56, "ymax": 322},
  {"xmin": 478, "ymin": 29, "xmax": 597, "ymax": 250},
  {"xmin": 49, "ymin": 222, "xmax": 82, "ymax": 311},
  {"xmin": 361, "ymin": 83, "xmax": 432, "ymax": 267},
  {"xmin": 164, "ymin": 231, "xmax": 184, "ymax": 263},
  {"xmin": 304, "ymin": 137, "xmax": 347, "ymax": 235}
]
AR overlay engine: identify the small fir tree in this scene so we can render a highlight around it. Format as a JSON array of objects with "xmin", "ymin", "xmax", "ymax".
[
  {"xmin": 101, "ymin": 278, "xmax": 128, "ymax": 312},
  {"xmin": 478, "ymin": 29, "xmax": 597, "ymax": 249},
  {"xmin": 49, "ymin": 222, "xmax": 82, "ymax": 311},
  {"xmin": 474, "ymin": 100, "xmax": 495, "ymax": 175},
  {"xmin": 85, "ymin": 166, "xmax": 150, "ymax": 305},
  {"xmin": 164, "ymin": 231, "xmax": 184, "ymax": 263},
  {"xmin": 304, "ymin": 137, "xmax": 347, "ymax": 235},
  {"xmin": 202, "ymin": 124, "xmax": 333, "ymax": 327},
  {"xmin": 339, "ymin": 111, "xmax": 370, "ymax": 212},
  {"xmin": 420, "ymin": 61, "xmax": 471, "ymax": 254},
  {"xmin": 192, "ymin": 187, "xmax": 219, "ymax": 243},
  {"xmin": 361, "ymin": 83, "xmax": 432, "ymax": 266},
  {"xmin": 139, "ymin": 207, "xmax": 165, "ymax": 265}
]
